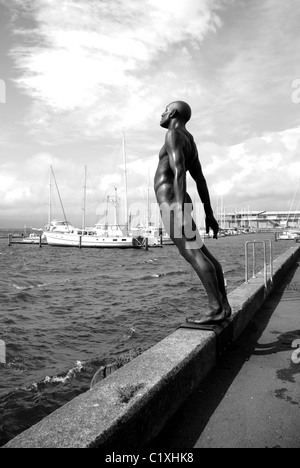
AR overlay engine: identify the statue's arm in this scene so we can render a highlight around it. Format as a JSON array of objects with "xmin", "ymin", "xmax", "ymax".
[
  {"xmin": 189, "ymin": 157, "xmax": 213, "ymax": 216},
  {"xmin": 190, "ymin": 155, "xmax": 219, "ymax": 238}
]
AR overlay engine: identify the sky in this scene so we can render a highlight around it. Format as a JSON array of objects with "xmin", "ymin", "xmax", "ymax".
[{"xmin": 0, "ymin": 0, "xmax": 300, "ymax": 228}]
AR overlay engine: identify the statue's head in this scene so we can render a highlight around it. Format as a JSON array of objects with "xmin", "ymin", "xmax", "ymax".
[{"xmin": 160, "ymin": 101, "xmax": 192, "ymax": 128}]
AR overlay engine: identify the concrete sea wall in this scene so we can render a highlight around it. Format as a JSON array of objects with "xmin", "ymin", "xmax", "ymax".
[{"xmin": 4, "ymin": 244, "xmax": 300, "ymax": 449}]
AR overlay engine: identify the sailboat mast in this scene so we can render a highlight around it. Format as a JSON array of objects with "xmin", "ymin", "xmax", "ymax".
[
  {"xmin": 51, "ymin": 167, "xmax": 68, "ymax": 225},
  {"xmin": 146, "ymin": 169, "xmax": 150, "ymax": 228},
  {"xmin": 147, "ymin": 186, "xmax": 150, "ymax": 228},
  {"xmin": 122, "ymin": 130, "xmax": 129, "ymax": 234},
  {"xmin": 82, "ymin": 166, "xmax": 87, "ymax": 229},
  {"xmin": 114, "ymin": 187, "xmax": 118, "ymax": 225},
  {"xmin": 286, "ymin": 179, "xmax": 300, "ymax": 228},
  {"xmin": 48, "ymin": 166, "xmax": 52, "ymax": 225}
]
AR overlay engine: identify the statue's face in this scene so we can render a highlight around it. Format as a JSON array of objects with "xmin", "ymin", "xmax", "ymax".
[{"xmin": 160, "ymin": 106, "xmax": 172, "ymax": 128}]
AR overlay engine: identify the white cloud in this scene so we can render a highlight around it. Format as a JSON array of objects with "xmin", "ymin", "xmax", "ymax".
[
  {"xmin": 213, "ymin": 179, "xmax": 234, "ymax": 197},
  {"xmin": 277, "ymin": 128, "xmax": 300, "ymax": 153},
  {"xmin": 0, "ymin": 173, "xmax": 15, "ymax": 193},
  {"xmin": 186, "ymin": 127, "xmax": 300, "ymax": 211},
  {"xmin": 0, "ymin": 168, "xmax": 31, "ymax": 208},
  {"xmin": 7, "ymin": 0, "xmax": 225, "ymax": 141}
]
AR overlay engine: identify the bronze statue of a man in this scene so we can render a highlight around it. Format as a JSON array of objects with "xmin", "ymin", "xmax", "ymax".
[{"xmin": 154, "ymin": 101, "xmax": 231, "ymax": 324}]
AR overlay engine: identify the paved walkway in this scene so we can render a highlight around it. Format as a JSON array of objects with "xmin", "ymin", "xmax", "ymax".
[{"xmin": 151, "ymin": 262, "xmax": 300, "ymax": 449}]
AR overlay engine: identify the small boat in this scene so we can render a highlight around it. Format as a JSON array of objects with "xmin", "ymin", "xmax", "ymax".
[
  {"xmin": 21, "ymin": 233, "xmax": 44, "ymax": 244},
  {"xmin": 19, "ymin": 221, "xmax": 75, "ymax": 244},
  {"xmin": 277, "ymin": 229, "xmax": 300, "ymax": 240},
  {"xmin": 132, "ymin": 225, "xmax": 162, "ymax": 247}
]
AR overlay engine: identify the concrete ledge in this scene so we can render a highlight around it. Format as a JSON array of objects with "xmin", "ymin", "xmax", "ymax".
[{"xmin": 4, "ymin": 244, "xmax": 300, "ymax": 449}]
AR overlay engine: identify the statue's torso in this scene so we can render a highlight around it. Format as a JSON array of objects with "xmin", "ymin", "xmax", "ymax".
[{"xmin": 154, "ymin": 129, "xmax": 197, "ymax": 201}]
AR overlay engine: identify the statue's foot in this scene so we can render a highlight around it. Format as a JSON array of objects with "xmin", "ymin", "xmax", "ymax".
[
  {"xmin": 186, "ymin": 311, "xmax": 226, "ymax": 325},
  {"xmin": 222, "ymin": 298, "xmax": 232, "ymax": 319},
  {"xmin": 186, "ymin": 303, "xmax": 231, "ymax": 326}
]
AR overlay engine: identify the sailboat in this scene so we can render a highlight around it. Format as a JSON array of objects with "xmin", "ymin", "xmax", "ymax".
[
  {"xmin": 20, "ymin": 167, "xmax": 74, "ymax": 244},
  {"xmin": 277, "ymin": 179, "xmax": 300, "ymax": 240},
  {"xmin": 45, "ymin": 187, "xmax": 144, "ymax": 248},
  {"xmin": 45, "ymin": 137, "xmax": 146, "ymax": 248}
]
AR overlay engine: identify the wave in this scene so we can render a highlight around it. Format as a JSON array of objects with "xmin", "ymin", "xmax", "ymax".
[
  {"xmin": 3, "ymin": 357, "xmax": 26, "ymax": 371},
  {"xmin": 2, "ymin": 343, "xmax": 144, "ymax": 399},
  {"xmin": 118, "ymin": 327, "xmax": 136, "ymax": 342},
  {"xmin": 2, "ymin": 339, "xmax": 143, "ymax": 393},
  {"xmin": 1, "ymin": 361, "xmax": 86, "ymax": 396},
  {"xmin": 12, "ymin": 283, "xmax": 48, "ymax": 291},
  {"xmin": 141, "ymin": 270, "xmax": 185, "ymax": 281},
  {"xmin": 141, "ymin": 273, "xmax": 165, "ymax": 280},
  {"xmin": 42, "ymin": 361, "xmax": 85, "ymax": 386}
]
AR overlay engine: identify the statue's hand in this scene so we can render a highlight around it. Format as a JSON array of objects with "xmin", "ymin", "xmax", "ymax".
[{"xmin": 205, "ymin": 214, "xmax": 219, "ymax": 239}]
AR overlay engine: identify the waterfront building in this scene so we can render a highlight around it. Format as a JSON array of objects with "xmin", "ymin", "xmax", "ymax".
[{"xmin": 224, "ymin": 210, "xmax": 300, "ymax": 230}]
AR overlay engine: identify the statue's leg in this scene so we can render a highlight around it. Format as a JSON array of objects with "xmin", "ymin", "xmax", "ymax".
[
  {"xmin": 174, "ymin": 236, "xmax": 232, "ymax": 323},
  {"xmin": 159, "ymin": 198, "xmax": 229, "ymax": 323},
  {"xmin": 182, "ymin": 195, "xmax": 231, "ymax": 321},
  {"xmin": 165, "ymin": 207, "xmax": 223, "ymax": 320},
  {"xmin": 200, "ymin": 245, "xmax": 231, "ymax": 319}
]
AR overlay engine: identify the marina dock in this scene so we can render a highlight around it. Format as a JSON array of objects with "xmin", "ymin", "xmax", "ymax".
[{"xmin": 3, "ymin": 244, "xmax": 300, "ymax": 449}]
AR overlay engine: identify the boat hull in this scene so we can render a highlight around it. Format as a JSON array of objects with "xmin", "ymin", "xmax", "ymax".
[
  {"xmin": 45, "ymin": 233, "xmax": 143, "ymax": 248},
  {"xmin": 21, "ymin": 235, "xmax": 46, "ymax": 244},
  {"xmin": 21, "ymin": 240, "xmax": 41, "ymax": 244}
]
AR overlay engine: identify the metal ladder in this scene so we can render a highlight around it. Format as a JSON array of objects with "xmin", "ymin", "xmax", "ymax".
[{"xmin": 245, "ymin": 240, "xmax": 274, "ymax": 288}]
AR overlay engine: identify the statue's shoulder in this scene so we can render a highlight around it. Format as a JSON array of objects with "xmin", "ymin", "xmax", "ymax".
[
  {"xmin": 166, "ymin": 127, "xmax": 190, "ymax": 141},
  {"xmin": 186, "ymin": 130, "xmax": 195, "ymax": 142},
  {"xmin": 165, "ymin": 128, "xmax": 181, "ymax": 146}
]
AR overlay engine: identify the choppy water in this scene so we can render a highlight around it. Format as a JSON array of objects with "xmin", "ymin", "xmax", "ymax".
[{"xmin": 0, "ymin": 231, "xmax": 292, "ymax": 446}]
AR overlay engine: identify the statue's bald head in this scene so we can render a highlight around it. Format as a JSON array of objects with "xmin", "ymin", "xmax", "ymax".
[{"xmin": 168, "ymin": 101, "xmax": 192, "ymax": 123}]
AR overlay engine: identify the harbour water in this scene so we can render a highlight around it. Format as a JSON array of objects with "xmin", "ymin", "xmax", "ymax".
[{"xmin": 0, "ymin": 232, "xmax": 292, "ymax": 446}]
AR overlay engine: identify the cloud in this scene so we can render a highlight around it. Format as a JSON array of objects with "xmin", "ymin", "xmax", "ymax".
[
  {"xmin": 0, "ymin": 164, "xmax": 32, "ymax": 210},
  {"xmin": 6, "ymin": 0, "xmax": 300, "ymax": 147},
  {"xmin": 190, "ymin": 0, "xmax": 300, "ymax": 144},
  {"xmin": 198, "ymin": 127, "xmax": 300, "ymax": 210},
  {"xmin": 5, "ymin": 0, "xmax": 226, "ymax": 142},
  {"xmin": 0, "ymin": 153, "xmax": 71, "ymax": 214}
]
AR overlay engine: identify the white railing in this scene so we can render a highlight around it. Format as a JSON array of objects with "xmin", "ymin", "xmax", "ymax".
[{"xmin": 245, "ymin": 240, "xmax": 273, "ymax": 288}]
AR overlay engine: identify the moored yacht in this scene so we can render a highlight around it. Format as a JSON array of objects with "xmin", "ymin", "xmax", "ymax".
[{"xmin": 45, "ymin": 224, "xmax": 144, "ymax": 248}]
